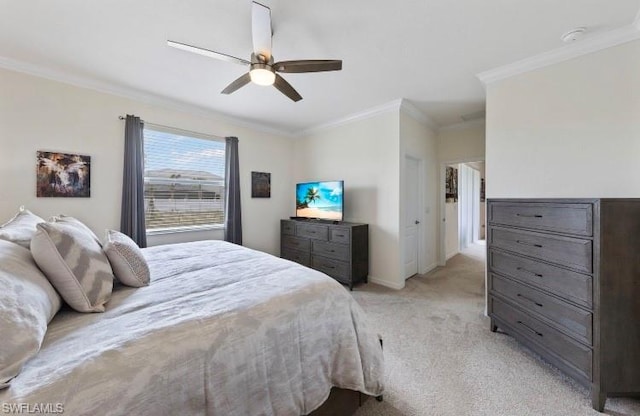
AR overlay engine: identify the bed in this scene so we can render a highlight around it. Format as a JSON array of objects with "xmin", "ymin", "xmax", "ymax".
[{"xmin": 0, "ymin": 239, "xmax": 384, "ymax": 415}]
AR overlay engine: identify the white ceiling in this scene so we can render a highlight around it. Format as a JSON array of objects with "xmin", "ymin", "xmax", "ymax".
[{"xmin": 1, "ymin": 0, "xmax": 638, "ymax": 134}]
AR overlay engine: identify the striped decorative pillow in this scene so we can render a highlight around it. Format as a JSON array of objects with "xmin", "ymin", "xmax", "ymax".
[{"xmin": 30, "ymin": 222, "xmax": 114, "ymax": 312}]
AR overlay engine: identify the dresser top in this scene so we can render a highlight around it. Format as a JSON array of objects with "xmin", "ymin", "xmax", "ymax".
[{"xmin": 283, "ymin": 218, "xmax": 367, "ymax": 227}]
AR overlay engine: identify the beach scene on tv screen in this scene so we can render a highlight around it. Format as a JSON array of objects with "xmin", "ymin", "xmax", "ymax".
[{"xmin": 296, "ymin": 181, "xmax": 343, "ymax": 220}]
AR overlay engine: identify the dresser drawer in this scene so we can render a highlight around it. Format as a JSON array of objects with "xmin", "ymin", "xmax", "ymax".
[
  {"xmin": 489, "ymin": 227, "xmax": 592, "ymax": 273},
  {"xmin": 281, "ymin": 235, "xmax": 310, "ymax": 252},
  {"xmin": 296, "ymin": 223, "xmax": 329, "ymax": 240},
  {"xmin": 281, "ymin": 220, "xmax": 295, "ymax": 236},
  {"xmin": 491, "ymin": 296, "xmax": 592, "ymax": 380},
  {"xmin": 490, "ymin": 274, "xmax": 592, "ymax": 345},
  {"xmin": 312, "ymin": 240, "xmax": 350, "ymax": 261},
  {"xmin": 312, "ymin": 256, "xmax": 350, "ymax": 282},
  {"xmin": 281, "ymin": 248, "xmax": 310, "ymax": 267},
  {"xmin": 329, "ymin": 228, "xmax": 350, "ymax": 244},
  {"xmin": 488, "ymin": 202, "xmax": 592, "ymax": 236},
  {"xmin": 489, "ymin": 250, "xmax": 592, "ymax": 308}
]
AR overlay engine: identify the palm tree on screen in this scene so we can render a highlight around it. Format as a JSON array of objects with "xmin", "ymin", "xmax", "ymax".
[{"xmin": 305, "ymin": 187, "xmax": 321, "ymax": 205}]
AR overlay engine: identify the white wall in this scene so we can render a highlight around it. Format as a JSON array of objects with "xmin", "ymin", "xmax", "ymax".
[
  {"xmin": 486, "ymin": 39, "xmax": 640, "ymax": 198},
  {"xmin": 437, "ymin": 122, "xmax": 486, "ymax": 163},
  {"xmin": 445, "ymin": 201, "xmax": 459, "ymax": 259},
  {"xmin": 294, "ymin": 111, "xmax": 402, "ymax": 289},
  {"xmin": 399, "ymin": 111, "xmax": 438, "ymax": 274},
  {"xmin": 0, "ymin": 68, "xmax": 294, "ymax": 255}
]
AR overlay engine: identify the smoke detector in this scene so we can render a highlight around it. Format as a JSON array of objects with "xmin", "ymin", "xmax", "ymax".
[{"xmin": 561, "ymin": 27, "xmax": 587, "ymax": 43}]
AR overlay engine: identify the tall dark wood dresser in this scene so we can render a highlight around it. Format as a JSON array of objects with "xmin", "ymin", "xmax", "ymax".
[{"xmin": 487, "ymin": 199, "xmax": 640, "ymax": 412}]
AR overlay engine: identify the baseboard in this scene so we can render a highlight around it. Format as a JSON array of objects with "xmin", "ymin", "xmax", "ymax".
[
  {"xmin": 368, "ymin": 276, "xmax": 405, "ymax": 290},
  {"xmin": 420, "ymin": 263, "xmax": 438, "ymax": 275},
  {"xmin": 446, "ymin": 251, "xmax": 459, "ymax": 261}
]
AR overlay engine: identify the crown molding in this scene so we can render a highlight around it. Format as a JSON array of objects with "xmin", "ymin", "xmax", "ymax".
[
  {"xmin": 477, "ymin": 20, "xmax": 640, "ymax": 85},
  {"xmin": 438, "ymin": 118, "xmax": 485, "ymax": 133},
  {"xmin": 296, "ymin": 99, "xmax": 404, "ymax": 137},
  {"xmin": 296, "ymin": 98, "xmax": 440, "ymax": 137},
  {"xmin": 399, "ymin": 99, "xmax": 439, "ymax": 132},
  {"xmin": 0, "ymin": 55, "xmax": 294, "ymax": 138}
]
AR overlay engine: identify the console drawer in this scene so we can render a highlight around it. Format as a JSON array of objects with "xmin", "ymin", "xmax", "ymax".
[
  {"xmin": 281, "ymin": 248, "xmax": 310, "ymax": 267},
  {"xmin": 489, "ymin": 226, "xmax": 592, "ymax": 273},
  {"xmin": 490, "ymin": 274, "xmax": 592, "ymax": 345},
  {"xmin": 488, "ymin": 202, "xmax": 592, "ymax": 236},
  {"xmin": 281, "ymin": 235, "xmax": 310, "ymax": 252},
  {"xmin": 489, "ymin": 249, "xmax": 592, "ymax": 308},
  {"xmin": 329, "ymin": 228, "xmax": 351, "ymax": 244},
  {"xmin": 312, "ymin": 256, "xmax": 350, "ymax": 282},
  {"xmin": 491, "ymin": 296, "xmax": 592, "ymax": 380},
  {"xmin": 312, "ymin": 240, "xmax": 350, "ymax": 261},
  {"xmin": 296, "ymin": 223, "xmax": 329, "ymax": 240},
  {"xmin": 281, "ymin": 220, "xmax": 295, "ymax": 236}
]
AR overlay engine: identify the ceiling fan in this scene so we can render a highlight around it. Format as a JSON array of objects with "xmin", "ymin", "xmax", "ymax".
[{"xmin": 167, "ymin": 1, "xmax": 342, "ymax": 102}]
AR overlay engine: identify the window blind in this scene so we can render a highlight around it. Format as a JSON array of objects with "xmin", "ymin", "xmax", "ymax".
[{"xmin": 143, "ymin": 127, "xmax": 225, "ymax": 232}]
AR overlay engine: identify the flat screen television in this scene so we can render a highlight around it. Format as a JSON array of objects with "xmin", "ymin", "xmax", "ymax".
[{"xmin": 296, "ymin": 181, "xmax": 344, "ymax": 221}]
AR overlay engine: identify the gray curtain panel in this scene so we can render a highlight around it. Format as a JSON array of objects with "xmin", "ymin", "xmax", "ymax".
[
  {"xmin": 224, "ymin": 137, "xmax": 242, "ymax": 245},
  {"xmin": 120, "ymin": 115, "xmax": 147, "ymax": 248}
]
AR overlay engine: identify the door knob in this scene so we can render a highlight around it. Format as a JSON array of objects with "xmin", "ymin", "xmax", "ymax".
[{"xmin": 415, "ymin": 220, "xmax": 420, "ymax": 225}]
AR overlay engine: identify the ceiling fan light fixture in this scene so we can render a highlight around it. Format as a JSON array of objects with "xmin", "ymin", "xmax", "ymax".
[{"xmin": 250, "ymin": 67, "xmax": 275, "ymax": 86}]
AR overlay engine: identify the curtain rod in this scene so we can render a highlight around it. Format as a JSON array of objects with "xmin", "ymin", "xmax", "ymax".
[{"xmin": 118, "ymin": 115, "xmax": 224, "ymax": 140}]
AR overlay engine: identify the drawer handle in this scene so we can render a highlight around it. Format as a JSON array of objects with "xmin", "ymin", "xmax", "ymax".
[
  {"xmin": 329, "ymin": 249, "xmax": 335, "ymax": 253},
  {"xmin": 517, "ymin": 320, "xmax": 543, "ymax": 337},
  {"xmin": 326, "ymin": 265, "xmax": 336, "ymax": 269},
  {"xmin": 309, "ymin": 231, "xmax": 316, "ymax": 234},
  {"xmin": 516, "ymin": 240, "xmax": 543, "ymax": 248},
  {"xmin": 516, "ymin": 214, "xmax": 543, "ymax": 218},
  {"xmin": 335, "ymin": 234, "xmax": 344, "ymax": 237},
  {"xmin": 517, "ymin": 293, "xmax": 543, "ymax": 307},
  {"xmin": 516, "ymin": 267, "xmax": 543, "ymax": 278}
]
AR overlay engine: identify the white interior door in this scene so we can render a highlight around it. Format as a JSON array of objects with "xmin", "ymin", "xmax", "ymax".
[{"xmin": 404, "ymin": 157, "xmax": 419, "ymax": 279}]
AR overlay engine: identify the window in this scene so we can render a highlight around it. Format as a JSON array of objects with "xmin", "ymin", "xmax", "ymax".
[{"xmin": 143, "ymin": 126, "xmax": 225, "ymax": 233}]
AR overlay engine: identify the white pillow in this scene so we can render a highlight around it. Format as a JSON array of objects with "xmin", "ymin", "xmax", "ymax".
[
  {"xmin": 0, "ymin": 208, "xmax": 44, "ymax": 249},
  {"xmin": 103, "ymin": 230, "xmax": 150, "ymax": 287},
  {"xmin": 0, "ymin": 240, "xmax": 61, "ymax": 389},
  {"xmin": 30, "ymin": 222, "xmax": 114, "ymax": 313}
]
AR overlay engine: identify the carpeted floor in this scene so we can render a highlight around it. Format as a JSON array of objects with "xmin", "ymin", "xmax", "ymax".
[{"xmin": 352, "ymin": 246, "xmax": 640, "ymax": 416}]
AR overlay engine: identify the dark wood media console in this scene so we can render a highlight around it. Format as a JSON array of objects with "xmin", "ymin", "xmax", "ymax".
[
  {"xmin": 487, "ymin": 199, "xmax": 640, "ymax": 412},
  {"xmin": 280, "ymin": 219, "xmax": 369, "ymax": 290}
]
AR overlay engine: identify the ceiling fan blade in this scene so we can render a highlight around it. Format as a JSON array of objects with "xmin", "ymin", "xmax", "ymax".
[
  {"xmin": 221, "ymin": 73, "xmax": 252, "ymax": 95},
  {"xmin": 273, "ymin": 74, "xmax": 302, "ymax": 102},
  {"xmin": 252, "ymin": 2, "xmax": 272, "ymax": 60},
  {"xmin": 274, "ymin": 60, "xmax": 342, "ymax": 73},
  {"xmin": 167, "ymin": 40, "xmax": 250, "ymax": 66}
]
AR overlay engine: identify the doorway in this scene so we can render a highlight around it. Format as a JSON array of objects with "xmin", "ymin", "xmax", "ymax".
[{"xmin": 439, "ymin": 160, "xmax": 485, "ymax": 265}]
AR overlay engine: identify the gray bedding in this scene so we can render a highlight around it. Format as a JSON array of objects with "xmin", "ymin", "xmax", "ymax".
[{"xmin": 0, "ymin": 240, "xmax": 384, "ymax": 415}]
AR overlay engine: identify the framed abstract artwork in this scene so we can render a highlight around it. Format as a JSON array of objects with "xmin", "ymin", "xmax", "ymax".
[
  {"xmin": 445, "ymin": 166, "xmax": 458, "ymax": 202},
  {"xmin": 37, "ymin": 151, "xmax": 91, "ymax": 197}
]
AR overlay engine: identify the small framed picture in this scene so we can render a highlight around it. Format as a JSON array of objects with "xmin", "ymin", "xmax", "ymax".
[
  {"xmin": 37, "ymin": 151, "xmax": 91, "ymax": 197},
  {"xmin": 251, "ymin": 171, "xmax": 271, "ymax": 198}
]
